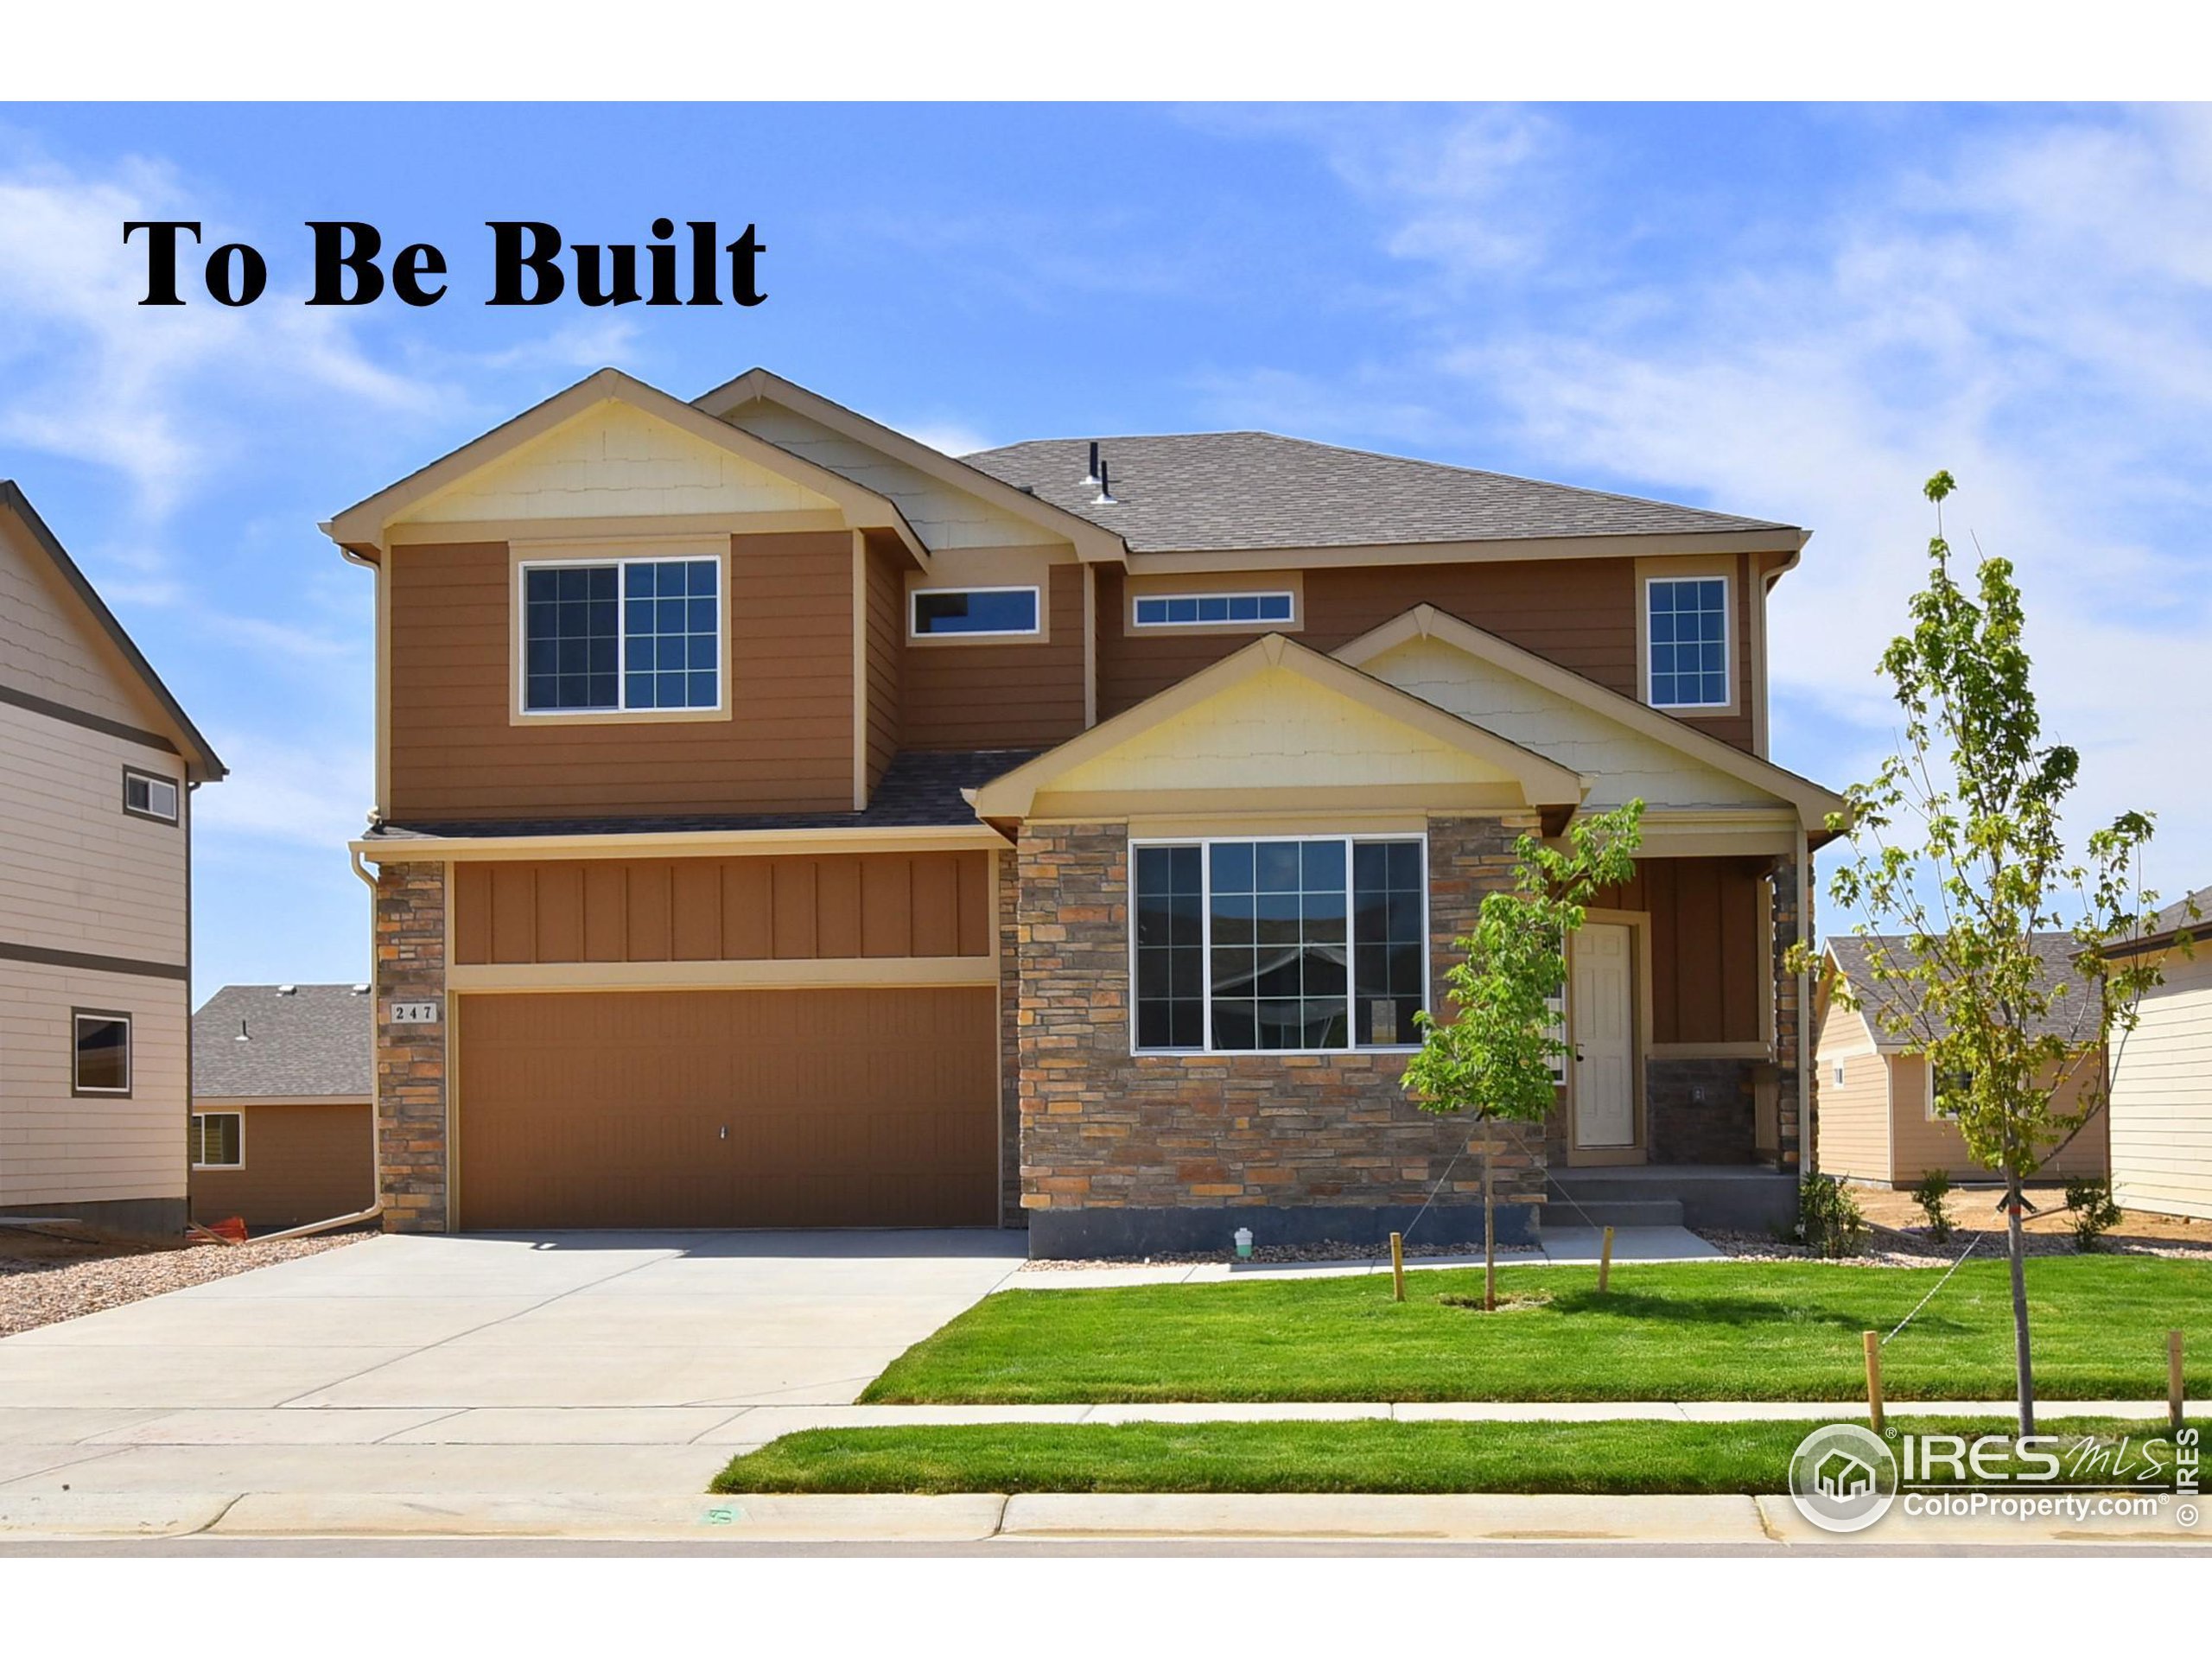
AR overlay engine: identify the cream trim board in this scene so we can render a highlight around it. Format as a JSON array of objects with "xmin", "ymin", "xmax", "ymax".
[
  {"xmin": 448, "ymin": 957, "xmax": 997, "ymax": 994},
  {"xmin": 1648, "ymin": 1041, "xmax": 1773, "ymax": 1060},
  {"xmin": 1125, "ymin": 810, "xmax": 1430, "ymax": 838},
  {"xmin": 508, "ymin": 542, "xmax": 733, "ymax": 728},
  {"xmin": 1031, "ymin": 785, "xmax": 1539, "ymax": 823},
  {"xmin": 1562, "ymin": 908, "xmax": 1654, "ymax": 1166},
  {"xmin": 1126, "ymin": 830, "xmax": 1430, "ymax": 1059},
  {"xmin": 355, "ymin": 823, "xmax": 1009, "ymax": 863},
  {"xmin": 1083, "ymin": 564, "xmax": 1098, "ymax": 728},
  {"xmin": 907, "ymin": 583, "xmax": 1043, "ymax": 643},
  {"xmin": 851, "ymin": 531, "xmax": 868, "ymax": 810},
  {"xmin": 1122, "ymin": 526, "xmax": 1806, "ymax": 576},
  {"xmin": 1637, "ymin": 559, "xmax": 1738, "ymax": 715}
]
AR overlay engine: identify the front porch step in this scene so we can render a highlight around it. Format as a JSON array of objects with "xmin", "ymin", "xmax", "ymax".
[{"xmin": 1537, "ymin": 1198, "xmax": 1684, "ymax": 1230}]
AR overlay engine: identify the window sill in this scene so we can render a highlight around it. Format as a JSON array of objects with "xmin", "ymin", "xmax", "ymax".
[
  {"xmin": 508, "ymin": 705, "xmax": 732, "ymax": 728},
  {"xmin": 1132, "ymin": 1046, "xmax": 1422, "ymax": 1059}
]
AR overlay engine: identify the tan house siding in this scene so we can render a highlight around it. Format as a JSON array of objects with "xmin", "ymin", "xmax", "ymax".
[
  {"xmin": 0, "ymin": 509, "xmax": 168, "ymax": 731},
  {"xmin": 450, "ymin": 851, "xmax": 994, "ymax": 965},
  {"xmin": 190, "ymin": 1102, "xmax": 374, "ymax": 1230},
  {"xmin": 900, "ymin": 559, "xmax": 1087, "ymax": 751},
  {"xmin": 1886, "ymin": 1053, "xmax": 2108, "ymax": 1185},
  {"xmin": 864, "ymin": 543, "xmax": 903, "ymax": 791},
  {"xmin": 0, "ymin": 957, "xmax": 188, "ymax": 1211},
  {"xmin": 385, "ymin": 531, "xmax": 855, "ymax": 821},
  {"xmin": 2108, "ymin": 947, "xmax": 2212, "ymax": 1219},
  {"xmin": 1813, "ymin": 995, "xmax": 1890, "ymax": 1181},
  {"xmin": 1594, "ymin": 857, "xmax": 1769, "ymax": 1046}
]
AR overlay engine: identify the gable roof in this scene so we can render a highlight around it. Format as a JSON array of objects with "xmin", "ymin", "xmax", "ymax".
[
  {"xmin": 692, "ymin": 366, "xmax": 1126, "ymax": 563},
  {"xmin": 193, "ymin": 982, "xmax": 373, "ymax": 1099},
  {"xmin": 1825, "ymin": 934, "xmax": 2097, "ymax": 1050},
  {"xmin": 2107, "ymin": 884, "xmax": 2209, "ymax": 957},
  {"xmin": 1335, "ymin": 603, "xmax": 1847, "ymax": 839},
  {"xmin": 0, "ymin": 480, "xmax": 226, "ymax": 781},
  {"xmin": 323, "ymin": 368, "xmax": 927, "ymax": 562},
  {"xmin": 969, "ymin": 631, "xmax": 1587, "ymax": 825},
  {"xmin": 963, "ymin": 431, "xmax": 1804, "ymax": 558}
]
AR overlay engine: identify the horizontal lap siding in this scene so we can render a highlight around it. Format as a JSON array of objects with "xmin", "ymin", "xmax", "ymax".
[
  {"xmin": 1813, "ymin": 996, "xmax": 1890, "ymax": 1181},
  {"xmin": 2109, "ymin": 953, "xmax": 2212, "ymax": 1218},
  {"xmin": 1595, "ymin": 857, "xmax": 1769, "ymax": 1046},
  {"xmin": 0, "ymin": 509, "xmax": 162, "ymax": 727},
  {"xmin": 900, "ymin": 562, "xmax": 1086, "ymax": 750},
  {"xmin": 190, "ymin": 1103, "xmax": 373, "ymax": 1229},
  {"xmin": 386, "ymin": 533, "xmax": 854, "ymax": 820},
  {"xmin": 865, "ymin": 543, "xmax": 902, "ymax": 790},
  {"xmin": 1886, "ymin": 1055, "xmax": 2110, "ymax": 1185},
  {"xmin": 451, "ymin": 851, "xmax": 994, "ymax": 964}
]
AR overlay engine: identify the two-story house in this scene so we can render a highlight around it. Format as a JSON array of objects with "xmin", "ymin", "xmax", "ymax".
[
  {"xmin": 2, "ymin": 482, "xmax": 226, "ymax": 1237},
  {"xmin": 327, "ymin": 367, "xmax": 1843, "ymax": 1255}
]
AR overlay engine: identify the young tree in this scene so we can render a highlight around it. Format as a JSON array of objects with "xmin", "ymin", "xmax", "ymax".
[
  {"xmin": 1801, "ymin": 472, "xmax": 2183, "ymax": 1437},
  {"xmin": 1405, "ymin": 799, "xmax": 1644, "ymax": 1309}
]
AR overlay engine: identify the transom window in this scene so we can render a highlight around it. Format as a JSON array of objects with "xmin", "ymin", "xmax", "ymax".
[
  {"xmin": 191, "ymin": 1112, "xmax": 243, "ymax": 1169},
  {"xmin": 910, "ymin": 586, "xmax": 1040, "ymax": 638},
  {"xmin": 72, "ymin": 1011, "xmax": 131, "ymax": 1096},
  {"xmin": 1132, "ymin": 591, "xmax": 1294, "ymax": 628},
  {"xmin": 521, "ymin": 556, "xmax": 721, "ymax": 714},
  {"xmin": 1647, "ymin": 575, "xmax": 1730, "ymax": 709},
  {"xmin": 122, "ymin": 766, "xmax": 179, "ymax": 824},
  {"xmin": 1133, "ymin": 836, "xmax": 1427, "ymax": 1054}
]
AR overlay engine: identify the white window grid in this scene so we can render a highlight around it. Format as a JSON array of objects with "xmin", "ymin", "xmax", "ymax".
[
  {"xmin": 516, "ymin": 555, "xmax": 725, "ymax": 717},
  {"xmin": 1644, "ymin": 573, "xmax": 1732, "ymax": 710},
  {"xmin": 1131, "ymin": 591, "xmax": 1296, "ymax": 629}
]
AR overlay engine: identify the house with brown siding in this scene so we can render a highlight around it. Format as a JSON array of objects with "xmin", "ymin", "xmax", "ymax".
[
  {"xmin": 326, "ymin": 366, "xmax": 1845, "ymax": 1253},
  {"xmin": 190, "ymin": 983, "xmax": 375, "ymax": 1230},
  {"xmin": 0, "ymin": 482, "xmax": 226, "ymax": 1237},
  {"xmin": 1815, "ymin": 935, "xmax": 2109, "ymax": 1188}
]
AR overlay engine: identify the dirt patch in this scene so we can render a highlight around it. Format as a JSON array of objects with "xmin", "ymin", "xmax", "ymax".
[{"xmin": 0, "ymin": 1224, "xmax": 371, "ymax": 1338}]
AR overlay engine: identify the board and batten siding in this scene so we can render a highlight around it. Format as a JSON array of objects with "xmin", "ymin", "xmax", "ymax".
[
  {"xmin": 1814, "ymin": 995, "xmax": 1891, "ymax": 1182},
  {"xmin": 451, "ymin": 851, "xmax": 994, "ymax": 966},
  {"xmin": 899, "ymin": 559, "xmax": 1087, "ymax": 751},
  {"xmin": 385, "ymin": 531, "xmax": 855, "ymax": 821},
  {"xmin": 1592, "ymin": 857, "xmax": 1769, "ymax": 1048},
  {"xmin": 2108, "ymin": 947, "xmax": 2212, "ymax": 1219},
  {"xmin": 0, "ymin": 957, "xmax": 188, "ymax": 1210}
]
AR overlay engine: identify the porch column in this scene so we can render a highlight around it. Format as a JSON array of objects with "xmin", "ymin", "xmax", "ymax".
[{"xmin": 1771, "ymin": 842, "xmax": 1812, "ymax": 1172}]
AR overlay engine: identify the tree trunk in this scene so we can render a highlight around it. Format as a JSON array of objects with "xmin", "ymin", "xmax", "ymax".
[
  {"xmin": 1483, "ymin": 1147, "xmax": 1497, "ymax": 1312},
  {"xmin": 2005, "ymin": 1162, "xmax": 2037, "ymax": 1438}
]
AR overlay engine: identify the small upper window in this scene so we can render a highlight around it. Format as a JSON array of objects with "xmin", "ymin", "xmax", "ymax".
[
  {"xmin": 1647, "ymin": 576, "xmax": 1730, "ymax": 709},
  {"xmin": 123, "ymin": 767, "xmax": 179, "ymax": 824},
  {"xmin": 911, "ymin": 587, "xmax": 1039, "ymax": 638},
  {"xmin": 73, "ymin": 1012, "xmax": 131, "ymax": 1096},
  {"xmin": 1133, "ymin": 592, "xmax": 1294, "ymax": 629},
  {"xmin": 522, "ymin": 556, "xmax": 721, "ymax": 715},
  {"xmin": 191, "ymin": 1112, "xmax": 243, "ymax": 1169}
]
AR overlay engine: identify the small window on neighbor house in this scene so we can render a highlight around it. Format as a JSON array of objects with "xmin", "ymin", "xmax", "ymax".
[
  {"xmin": 1133, "ymin": 592, "xmax": 1294, "ymax": 629},
  {"xmin": 910, "ymin": 587, "xmax": 1039, "ymax": 638},
  {"xmin": 1930, "ymin": 1065, "xmax": 1973, "ymax": 1121},
  {"xmin": 521, "ymin": 557, "xmax": 721, "ymax": 714},
  {"xmin": 1834, "ymin": 1060, "xmax": 1847, "ymax": 1086},
  {"xmin": 73, "ymin": 1012, "xmax": 130, "ymax": 1096},
  {"xmin": 191, "ymin": 1112, "xmax": 242, "ymax": 1169},
  {"xmin": 122, "ymin": 767, "xmax": 179, "ymax": 824},
  {"xmin": 1648, "ymin": 575, "xmax": 1730, "ymax": 709}
]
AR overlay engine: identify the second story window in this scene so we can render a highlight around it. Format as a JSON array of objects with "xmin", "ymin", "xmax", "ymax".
[
  {"xmin": 522, "ymin": 556, "xmax": 721, "ymax": 715},
  {"xmin": 1647, "ymin": 575, "xmax": 1730, "ymax": 710},
  {"xmin": 122, "ymin": 766, "xmax": 180, "ymax": 824},
  {"xmin": 910, "ymin": 586, "xmax": 1040, "ymax": 639},
  {"xmin": 1133, "ymin": 591, "xmax": 1294, "ymax": 628}
]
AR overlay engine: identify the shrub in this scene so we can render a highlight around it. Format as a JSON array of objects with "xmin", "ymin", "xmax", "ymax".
[
  {"xmin": 1912, "ymin": 1169, "xmax": 1955, "ymax": 1243},
  {"xmin": 1797, "ymin": 1174, "xmax": 1867, "ymax": 1258},
  {"xmin": 2064, "ymin": 1177, "xmax": 2122, "ymax": 1252}
]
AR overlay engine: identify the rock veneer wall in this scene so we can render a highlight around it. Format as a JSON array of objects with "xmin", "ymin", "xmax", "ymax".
[
  {"xmin": 373, "ymin": 860, "xmax": 448, "ymax": 1233},
  {"xmin": 1014, "ymin": 815, "xmax": 1544, "ymax": 1257}
]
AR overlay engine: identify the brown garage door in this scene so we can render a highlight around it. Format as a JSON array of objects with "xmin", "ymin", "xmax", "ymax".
[{"xmin": 456, "ymin": 987, "xmax": 998, "ymax": 1230}]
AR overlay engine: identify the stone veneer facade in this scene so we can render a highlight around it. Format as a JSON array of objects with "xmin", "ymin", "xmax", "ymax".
[
  {"xmin": 1015, "ymin": 815, "xmax": 1547, "ymax": 1258},
  {"xmin": 373, "ymin": 861, "xmax": 448, "ymax": 1233}
]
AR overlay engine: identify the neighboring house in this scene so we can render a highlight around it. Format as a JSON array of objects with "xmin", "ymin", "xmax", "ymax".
[
  {"xmin": 1815, "ymin": 934, "xmax": 2109, "ymax": 1187},
  {"xmin": 0, "ymin": 481, "xmax": 226, "ymax": 1236},
  {"xmin": 190, "ymin": 983, "xmax": 375, "ymax": 1230},
  {"xmin": 325, "ymin": 366, "xmax": 1845, "ymax": 1254},
  {"xmin": 2104, "ymin": 887, "xmax": 2210, "ymax": 1221}
]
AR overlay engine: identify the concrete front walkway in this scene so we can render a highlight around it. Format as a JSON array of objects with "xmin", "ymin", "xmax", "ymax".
[{"xmin": 0, "ymin": 1230, "xmax": 1025, "ymax": 1500}]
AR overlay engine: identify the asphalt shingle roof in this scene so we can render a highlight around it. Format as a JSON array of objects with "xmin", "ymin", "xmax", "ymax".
[
  {"xmin": 960, "ymin": 432, "xmax": 1796, "ymax": 556},
  {"xmin": 364, "ymin": 748, "xmax": 1034, "ymax": 841},
  {"xmin": 1827, "ymin": 934, "xmax": 2096, "ymax": 1046},
  {"xmin": 194, "ymin": 983, "xmax": 373, "ymax": 1100}
]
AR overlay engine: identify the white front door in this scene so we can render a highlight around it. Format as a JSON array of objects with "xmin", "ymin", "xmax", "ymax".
[{"xmin": 1572, "ymin": 922, "xmax": 1637, "ymax": 1149}]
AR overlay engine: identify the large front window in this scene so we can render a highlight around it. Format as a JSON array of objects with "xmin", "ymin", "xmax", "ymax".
[
  {"xmin": 522, "ymin": 556, "xmax": 721, "ymax": 714},
  {"xmin": 1133, "ymin": 836, "xmax": 1427, "ymax": 1053}
]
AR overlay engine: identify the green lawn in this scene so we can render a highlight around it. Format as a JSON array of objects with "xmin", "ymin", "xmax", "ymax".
[
  {"xmin": 861, "ymin": 1257, "xmax": 2212, "ymax": 1404},
  {"xmin": 712, "ymin": 1415, "xmax": 2202, "ymax": 1496}
]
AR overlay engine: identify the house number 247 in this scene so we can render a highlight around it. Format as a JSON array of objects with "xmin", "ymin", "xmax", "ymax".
[{"xmin": 390, "ymin": 1001, "xmax": 441, "ymax": 1025}]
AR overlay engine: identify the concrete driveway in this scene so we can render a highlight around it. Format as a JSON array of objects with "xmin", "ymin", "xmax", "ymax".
[{"xmin": 0, "ymin": 1230, "xmax": 1024, "ymax": 1503}]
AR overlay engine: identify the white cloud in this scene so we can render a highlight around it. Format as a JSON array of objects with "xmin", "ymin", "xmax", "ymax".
[
  {"xmin": 193, "ymin": 733, "xmax": 374, "ymax": 851},
  {"xmin": 895, "ymin": 417, "xmax": 996, "ymax": 457}
]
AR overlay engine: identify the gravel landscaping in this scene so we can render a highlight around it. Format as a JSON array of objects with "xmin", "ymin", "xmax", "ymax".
[{"xmin": 0, "ymin": 1225, "xmax": 370, "ymax": 1338}]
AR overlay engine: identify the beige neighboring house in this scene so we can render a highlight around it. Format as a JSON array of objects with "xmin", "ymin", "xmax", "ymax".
[
  {"xmin": 191, "ymin": 983, "xmax": 375, "ymax": 1231},
  {"xmin": 1, "ymin": 481, "xmax": 226, "ymax": 1236},
  {"xmin": 2103, "ymin": 887, "xmax": 2210, "ymax": 1221},
  {"xmin": 1815, "ymin": 934, "xmax": 2108, "ymax": 1188}
]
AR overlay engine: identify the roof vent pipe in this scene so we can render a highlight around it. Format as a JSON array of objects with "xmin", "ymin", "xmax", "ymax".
[
  {"xmin": 236, "ymin": 1019, "xmax": 249, "ymax": 1042},
  {"xmin": 1093, "ymin": 460, "xmax": 1116, "ymax": 507},
  {"xmin": 1082, "ymin": 442, "xmax": 1100, "ymax": 487}
]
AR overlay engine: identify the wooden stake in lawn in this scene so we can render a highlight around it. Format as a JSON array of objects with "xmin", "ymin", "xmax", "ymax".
[
  {"xmin": 1389, "ymin": 1231, "xmax": 1406, "ymax": 1304},
  {"xmin": 1405, "ymin": 800, "xmax": 1643, "ymax": 1313},
  {"xmin": 1864, "ymin": 1332, "xmax": 1886, "ymax": 1436},
  {"xmin": 2171, "ymin": 1330, "xmax": 2186, "ymax": 1433},
  {"xmin": 1599, "ymin": 1225, "xmax": 1616, "ymax": 1294}
]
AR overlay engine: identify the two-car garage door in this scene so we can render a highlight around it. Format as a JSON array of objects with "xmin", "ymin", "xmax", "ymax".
[{"xmin": 454, "ymin": 986, "xmax": 999, "ymax": 1230}]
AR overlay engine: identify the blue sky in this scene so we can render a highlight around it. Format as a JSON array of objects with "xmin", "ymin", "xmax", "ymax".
[{"xmin": 3, "ymin": 103, "xmax": 2207, "ymax": 998}]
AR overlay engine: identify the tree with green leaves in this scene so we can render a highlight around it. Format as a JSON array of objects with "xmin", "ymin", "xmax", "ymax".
[
  {"xmin": 1405, "ymin": 799, "xmax": 1644, "ymax": 1310},
  {"xmin": 1796, "ymin": 471, "xmax": 2186, "ymax": 1437}
]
